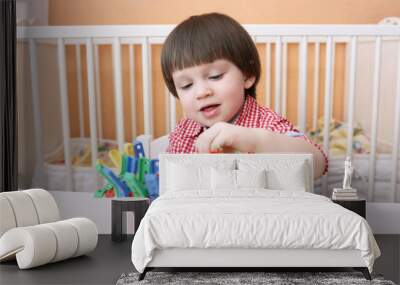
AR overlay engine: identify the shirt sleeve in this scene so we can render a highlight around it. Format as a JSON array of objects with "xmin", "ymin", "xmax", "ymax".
[
  {"xmin": 166, "ymin": 132, "xmax": 178, "ymax": 153},
  {"xmin": 166, "ymin": 128, "xmax": 197, "ymax": 153},
  {"xmin": 166, "ymin": 130, "xmax": 185, "ymax": 153},
  {"xmin": 259, "ymin": 110, "xmax": 297, "ymax": 134}
]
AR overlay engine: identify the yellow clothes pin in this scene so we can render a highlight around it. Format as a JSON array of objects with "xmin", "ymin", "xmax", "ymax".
[
  {"xmin": 124, "ymin": 143, "xmax": 135, "ymax": 156},
  {"xmin": 109, "ymin": 149, "xmax": 122, "ymax": 169}
]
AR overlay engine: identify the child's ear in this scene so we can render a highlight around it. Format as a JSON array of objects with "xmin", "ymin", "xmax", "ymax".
[{"xmin": 244, "ymin": 76, "xmax": 256, "ymax": 89}]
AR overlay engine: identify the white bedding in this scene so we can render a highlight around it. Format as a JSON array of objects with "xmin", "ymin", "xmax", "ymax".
[{"xmin": 131, "ymin": 190, "xmax": 380, "ymax": 273}]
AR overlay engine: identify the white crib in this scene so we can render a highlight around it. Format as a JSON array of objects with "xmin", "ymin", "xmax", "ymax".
[{"xmin": 17, "ymin": 23, "xmax": 400, "ymax": 203}]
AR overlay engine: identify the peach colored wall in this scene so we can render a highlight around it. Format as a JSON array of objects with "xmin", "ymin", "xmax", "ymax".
[
  {"xmin": 48, "ymin": 0, "xmax": 400, "ymax": 140},
  {"xmin": 49, "ymin": 0, "xmax": 400, "ymax": 25}
]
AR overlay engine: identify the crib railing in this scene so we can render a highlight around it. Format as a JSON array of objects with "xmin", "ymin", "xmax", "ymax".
[{"xmin": 17, "ymin": 24, "xmax": 400, "ymax": 202}]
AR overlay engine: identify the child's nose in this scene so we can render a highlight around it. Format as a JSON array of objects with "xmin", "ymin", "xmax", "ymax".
[{"xmin": 195, "ymin": 85, "xmax": 213, "ymax": 99}]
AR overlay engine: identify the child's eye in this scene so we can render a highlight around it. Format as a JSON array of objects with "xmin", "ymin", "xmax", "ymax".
[
  {"xmin": 180, "ymin": 83, "xmax": 192, "ymax": 90},
  {"xmin": 209, "ymin": 73, "xmax": 224, "ymax": 80}
]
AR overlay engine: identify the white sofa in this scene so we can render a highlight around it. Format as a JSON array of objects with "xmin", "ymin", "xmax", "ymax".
[{"xmin": 0, "ymin": 189, "xmax": 98, "ymax": 269}]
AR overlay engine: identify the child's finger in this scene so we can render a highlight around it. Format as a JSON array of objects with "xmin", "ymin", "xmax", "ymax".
[
  {"xmin": 210, "ymin": 131, "xmax": 232, "ymax": 152},
  {"xmin": 195, "ymin": 126, "xmax": 220, "ymax": 153}
]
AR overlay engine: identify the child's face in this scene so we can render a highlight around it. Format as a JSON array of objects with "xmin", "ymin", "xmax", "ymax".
[{"xmin": 172, "ymin": 59, "xmax": 255, "ymax": 127}]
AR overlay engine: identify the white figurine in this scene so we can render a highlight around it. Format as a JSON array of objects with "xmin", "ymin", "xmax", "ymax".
[{"xmin": 342, "ymin": 156, "xmax": 354, "ymax": 190}]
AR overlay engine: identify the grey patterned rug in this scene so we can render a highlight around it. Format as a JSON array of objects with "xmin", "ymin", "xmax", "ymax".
[{"xmin": 116, "ymin": 271, "xmax": 396, "ymax": 285}]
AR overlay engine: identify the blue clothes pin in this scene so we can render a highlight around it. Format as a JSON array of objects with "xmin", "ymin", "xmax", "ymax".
[
  {"xmin": 144, "ymin": 174, "xmax": 159, "ymax": 201},
  {"xmin": 150, "ymin": 159, "xmax": 159, "ymax": 174},
  {"xmin": 137, "ymin": 158, "xmax": 151, "ymax": 185},
  {"xmin": 120, "ymin": 154, "xmax": 129, "ymax": 175},
  {"xmin": 103, "ymin": 167, "xmax": 130, "ymax": 197},
  {"xmin": 126, "ymin": 156, "xmax": 138, "ymax": 174},
  {"xmin": 133, "ymin": 141, "xmax": 146, "ymax": 159},
  {"xmin": 96, "ymin": 164, "xmax": 130, "ymax": 197}
]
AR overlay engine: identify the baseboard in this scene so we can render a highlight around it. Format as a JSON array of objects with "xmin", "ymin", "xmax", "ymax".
[
  {"xmin": 366, "ymin": 203, "xmax": 400, "ymax": 234},
  {"xmin": 50, "ymin": 191, "xmax": 127, "ymax": 234}
]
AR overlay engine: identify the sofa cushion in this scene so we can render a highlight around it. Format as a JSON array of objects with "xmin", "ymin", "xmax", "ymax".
[
  {"xmin": 0, "ymin": 218, "xmax": 98, "ymax": 269},
  {"xmin": 0, "ymin": 191, "xmax": 39, "ymax": 227},
  {"xmin": 0, "ymin": 196, "xmax": 17, "ymax": 237},
  {"xmin": 0, "ymin": 189, "xmax": 98, "ymax": 269}
]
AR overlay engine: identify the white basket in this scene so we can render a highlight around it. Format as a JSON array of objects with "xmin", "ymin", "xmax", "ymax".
[
  {"xmin": 32, "ymin": 135, "xmax": 165, "ymax": 192},
  {"xmin": 33, "ymin": 138, "xmax": 114, "ymax": 192}
]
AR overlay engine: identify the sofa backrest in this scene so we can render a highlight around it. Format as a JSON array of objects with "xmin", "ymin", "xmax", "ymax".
[
  {"xmin": 0, "ymin": 189, "xmax": 60, "ymax": 237},
  {"xmin": 159, "ymin": 153, "xmax": 314, "ymax": 195}
]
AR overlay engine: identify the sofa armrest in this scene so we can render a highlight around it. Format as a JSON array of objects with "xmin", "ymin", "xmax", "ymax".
[{"xmin": 0, "ymin": 217, "xmax": 98, "ymax": 269}]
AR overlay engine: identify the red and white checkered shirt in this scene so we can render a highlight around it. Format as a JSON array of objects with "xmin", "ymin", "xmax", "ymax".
[{"xmin": 167, "ymin": 96, "xmax": 328, "ymax": 174}]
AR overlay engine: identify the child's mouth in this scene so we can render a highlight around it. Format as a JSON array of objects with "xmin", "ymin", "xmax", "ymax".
[{"xmin": 200, "ymin": 104, "xmax": 220, "ymax": 118}]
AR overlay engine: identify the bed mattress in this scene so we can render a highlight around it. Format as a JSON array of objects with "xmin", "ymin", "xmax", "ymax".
[{"xmin": 131, "ymin": 190, "xmax": 380, "ymax": 273}]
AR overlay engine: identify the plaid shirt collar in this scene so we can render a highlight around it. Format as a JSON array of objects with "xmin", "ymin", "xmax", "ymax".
[{"xmin": 181, "ymin": 96, "xmax": 258, "ymax": 138}]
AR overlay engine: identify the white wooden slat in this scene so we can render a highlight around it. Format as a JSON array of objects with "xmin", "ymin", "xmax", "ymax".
[
  {"xmin": 17, "ymin": 25, "xmax": 400, "ymax": 40},
  {"xmin": 142, "ymin": 37, "xmax": 153, "ymax": 136},
  {"xmin": 390, "ymin": 40, "xmax": 400, "ymax": 202},
  {"xmin": 282, "ymin": 42, "xmax": 288, "ymax": 117},
  {"xmin": 94, "ymin": 44, "xmax": 103, "ymax": 140},
  {"xmin": 75, "ymin": 44, "xmax": 85, "ymax": 138},
  {"xmin": 18, "ymin": 28, "xmax": 400, "ymax": 50},
  {"xmin": 47, "ymin": 36, "xmax": 166, "ymax": 50},
  {"xmin": 132, "ymin": 36, "xmax": 395, "ymax": 45},
  {"xmin": 112, "ymin": 37, "xmax": 125, "ymax": 152},
  {"xmin": 85, "ymin": 38, "xmax": 98, "ymax": 168},
  {"xmin": 346, "ymin": 36, "xmax": 358, "ymax": 159},
  {"xmin": 49, "ymin": 35, "xmax": 392, "ymax": 46},
  {"xmin": 322, "ymin": 37, "xmax": 334, "ymax": 196},
  {"xmin": 256, "ymin": 35, "xmax": 352, "ymax": 44},
  {"xmin": 140, "ymin": 35, "xmax": 396, "ymax": 45},
  {"xmin": 129, "ymin": 44, "xmax": 137, "ymax": 139},
  {"xmin": 148, "ymin": 37, "xmax": 166, "ymax": 44},
  {"xmin": 17, "ymin": 25, "xmax": 174, "ymax": 39},
  {"xmin": 274, "ymin": 37, "xmax": 282, "ymax": 114},
  {"xmin": 312, "ymin": 43, "xmax": 320, "ymax": 130},
  {"xmin": 368, "ymin": 36, "xmax": 382, "ymax": 202},
  {"xmin": 29, "ymin": 39, "xmax": 45, "ymax": 187},
  {"xmin": 330, "ymin": 41, "xmax": 336, "ymax": 116},
  {"xmin": 265, "ymin": 42, "xmax": 272, "ymax": 108},
  {"xmin": 57, "ymin": 38, "xmax": 73, "ymax": 191},
  {"xmin": 169, "ymin": 91, "xmax": 177, "ymax": 132},
  {"xmin": 31, "ymin": 35, "xmax": 389, "ymax": 52},
  {"xmin": 298, "ymin": 37, "xmax": 308, "ymax": 132},
  {"xmin": 164, "ymin": 86, "xmax": 170, "ymax": 133},
  {"xmin": 244, "ymin": 25, "xmax": 400, "ymax": 37}
]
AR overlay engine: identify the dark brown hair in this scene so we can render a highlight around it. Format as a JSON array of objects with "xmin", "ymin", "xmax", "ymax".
[{"xmin": 161, "ymin": 13, "xmax": 261, "ymax": 98}]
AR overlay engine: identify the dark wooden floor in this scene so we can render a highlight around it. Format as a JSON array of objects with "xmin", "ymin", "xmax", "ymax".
[
  {"xmin": 0, "ymin": 235, "xmax": 398, "ymax": 285},
  {"xmin": 0, "ymin": 235, "xmax": 135, "ymax": 285}
]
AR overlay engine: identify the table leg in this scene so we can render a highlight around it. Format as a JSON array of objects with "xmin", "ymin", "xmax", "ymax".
[{"xmin": 112, "ymin": 201, "xmax": 125, "ymax": 241}]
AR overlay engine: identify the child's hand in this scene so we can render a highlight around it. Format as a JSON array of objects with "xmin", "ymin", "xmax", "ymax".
[{"xmin": 195, "ymin": 122, "xmax": 257, "ymax": 153}]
